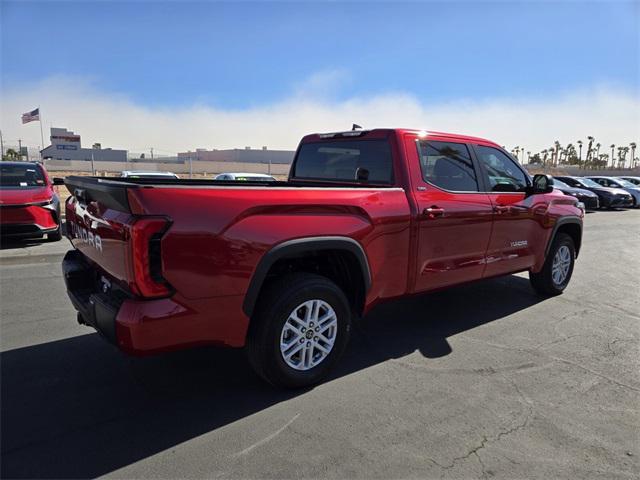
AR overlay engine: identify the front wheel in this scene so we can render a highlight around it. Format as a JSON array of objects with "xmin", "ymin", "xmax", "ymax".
[
  {"xmin": 529, "ymin": 233, "xmax": 575, "ymax": 296},
  {"xmin": 246, "ymin": 273, "xmax": 351, "ymax": 388}
]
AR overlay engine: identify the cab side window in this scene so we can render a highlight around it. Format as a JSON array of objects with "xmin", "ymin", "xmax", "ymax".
[
  {"xmin": 475, "ymin": 146, "xmax": 529, "ymax": 193},
  {"xmin": 416, "ymin": 140, "xmax": 478, "ymax": 192}
]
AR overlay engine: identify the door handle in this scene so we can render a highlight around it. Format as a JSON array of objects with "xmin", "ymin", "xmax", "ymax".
[
  {"xmin": 509, "ymin": 205, "xmax": 529, "ymax": 211},
  {"xmin": 423, "ymin": 206, "xmax": 445, "ymax": 219},
  {"xmin": 493, "ymin": 205, "xmax": 510, "ymax": 214}
]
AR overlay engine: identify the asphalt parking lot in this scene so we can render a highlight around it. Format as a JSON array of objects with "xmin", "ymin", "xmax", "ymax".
[{"xmin": 1, "ymin": 210, "xmax": 638, "ymax": 479}]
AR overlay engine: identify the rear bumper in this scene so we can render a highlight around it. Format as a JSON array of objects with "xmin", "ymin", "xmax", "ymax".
[
  {"xmin": 62, "ymin": 250, "xmax": 249, "ymax": 354},
  {"xmin": 63, "ymin": 250, "xmax": 122, "ymax": 344}
]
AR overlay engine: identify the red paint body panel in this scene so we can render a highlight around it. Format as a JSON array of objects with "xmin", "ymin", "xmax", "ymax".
[
  {"xmin": 0, "ymin": 204, "xmax": 58, "ymax": 229},
  {"xmin": 63, "ymin": 129, "xmax": 583, "ymax": 354}
]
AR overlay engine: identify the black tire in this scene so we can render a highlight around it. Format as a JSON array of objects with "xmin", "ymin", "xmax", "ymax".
[
  {"xmin": 48, "ymin": 224, "xmax": 62, "ymax": 242},
  {"xmin": 246, "ymin": 273, "xmax": 351, "ymax": 388},
  {"xmin": 529, "ymin": 232, "xmax": 575, "ymax": 296}
]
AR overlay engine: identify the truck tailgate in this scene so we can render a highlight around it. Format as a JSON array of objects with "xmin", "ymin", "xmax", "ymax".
[{"xmin": 64, "ymin": 176, "xmax": 171, "ymax": 298}]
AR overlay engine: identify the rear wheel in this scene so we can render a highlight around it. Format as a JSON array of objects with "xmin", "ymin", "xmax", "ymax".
[
  {"xmin": 246, "ymin": 273, "xmax": 351, "ymax": 388},
  {"xmin": 529, "ymin": 233, "xmax": 575, "ymax": 296}
]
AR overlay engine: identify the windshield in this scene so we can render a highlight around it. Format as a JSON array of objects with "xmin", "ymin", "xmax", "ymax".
[
  {"xmin": 615, "ymin": 178, "xmax": 637, "ymax": 188},
  {"xmin": 0, "ymin": 163, "xmax": 46, "ymax": 188},
  {"xmin": 576, "ymin": 178, "xmax": 601, "ymax": 188},
  {"xmin": 621, "ymin": 177, "xmax": 640, "ymax": 185},
  {"xmin": 293, "ymin": 139, "xmax": 393, "ymax": 184},
  {"xmin": 552, "ymin": 179, "xmax": 570, "ymax": 189}
]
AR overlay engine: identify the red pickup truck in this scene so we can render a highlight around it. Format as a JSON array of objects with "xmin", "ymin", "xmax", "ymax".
[{"xmin": 63, "ymin": 129, "xmax": 583, "ymax": 387}]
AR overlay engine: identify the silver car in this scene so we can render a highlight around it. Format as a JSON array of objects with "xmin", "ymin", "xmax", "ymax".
[{"xmin": 586, "ymin": 176, "xmax": 640, "ymax": 208}]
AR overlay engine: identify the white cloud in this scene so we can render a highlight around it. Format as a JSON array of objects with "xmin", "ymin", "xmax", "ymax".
[{"xmin": 1, "ymin": 75, "xmax": 638, "ymax": 156}]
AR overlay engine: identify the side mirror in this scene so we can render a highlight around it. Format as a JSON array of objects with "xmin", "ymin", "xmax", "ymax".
[
  {"xmin": 531, "ymin": 174, "xmax": 554, "ymax": 194},
  {"xmin": 52, "ymin": 177, "xmax": 65, "ymax": 186}
]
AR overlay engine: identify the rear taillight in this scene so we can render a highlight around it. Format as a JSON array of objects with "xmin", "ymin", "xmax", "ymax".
[{"xmin": 128, "ymin": 217, "xmax": 172, "ymax": 298}]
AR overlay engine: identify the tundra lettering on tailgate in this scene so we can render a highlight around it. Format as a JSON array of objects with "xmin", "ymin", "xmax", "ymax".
[{"xmin": 70, "ymin": 221, "xmax": 103, "ymax": 252}]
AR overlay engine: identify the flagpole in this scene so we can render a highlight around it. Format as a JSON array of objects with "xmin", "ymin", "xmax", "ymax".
[{"xmin": 38, "ymin": 106, "xmax": 46, "ymax": 159}]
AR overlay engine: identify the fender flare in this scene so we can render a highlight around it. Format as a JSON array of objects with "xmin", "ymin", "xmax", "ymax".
[
  {"xmin": 545, "ymin": 216, "xmax": 583, "ymax": 259},
  {"xmin": 242, "ymin": 236, "xmax": 372, "ymax": 317}
]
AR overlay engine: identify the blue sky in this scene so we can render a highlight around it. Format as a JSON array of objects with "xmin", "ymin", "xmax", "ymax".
[
  {"xmin": 3, "ymin": 1, "xmax": 638, "ymax": 108},
  {"xmin": 1, "ymin": 1, "xmax": 638, "ymax": 153}
]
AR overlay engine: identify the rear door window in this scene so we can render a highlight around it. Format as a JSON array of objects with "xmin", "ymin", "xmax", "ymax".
[
  {"xmin": 416, "ymin": 140, "xmax": 478, "ymax": 192},
  {"xmin": 475, "ymin": 146, "xmax": 529, "ymax": 193},
  {"xmin": 293, "ymin": 140, "xmax": 393, "ymax": 184}
]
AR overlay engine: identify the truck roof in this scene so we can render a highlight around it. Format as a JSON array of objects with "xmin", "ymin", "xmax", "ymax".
[{"xmin": 301, "ymin": 128, "xmax": 501, "ymax": 148}]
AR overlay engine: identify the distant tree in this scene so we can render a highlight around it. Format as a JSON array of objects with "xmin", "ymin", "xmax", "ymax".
[
  {"xmin": 541, "ymin": 149, "xmax": 550, "ymax": 167},
  {"xmin": 617, "ymin": 147, "xmax": 626, "ymax": 169},
  {"xmin": 565, "ymin": 144, "xmax": 578, "ymax": 165},
  {"xmin": 577, "ymin": 140, "xmax": 583, "ymax": 166},
  {"xmin": 2, "ymin": 148, "xmax": 19, "ymax": 161},
  {"xmin": 610, "ymin": 144, "xmax": 616, "ymax": 168},
  {"xmin": 596, "ymin": 154, "xmax": 608, "ymax": 169},
  {"xmin": 630, "ymin": 143, "xmax": 637, "ymax": 168},
  {"xmin": 529, "ymin": 153, "xmax": 542, "ymax": 165},
  {"xmin": 585, "ymin": 136, "xmax": 595, "ymax": 168}
]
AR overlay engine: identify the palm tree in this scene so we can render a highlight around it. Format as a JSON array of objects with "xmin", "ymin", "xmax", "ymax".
[
  {"xmin": 586, "ymin": 136, "xmax": 595, "ymax": 167},
  {"xmin": 610, "ymin": 144, "xmax": 615, "ymax": 168},
  {"xmin": 526, "ymin": 151, "xmax": 531, "ymax": 163},
  {"xmin": 577, "ymin": 140, "xmax": 583, "ymax": 165},
  {"xmin": 617, "ymin": 147, "xmax": 625, "ymax": 168},
  {"xmin": 563, "ymin": 143, "xmax": 576, "ymax": 165},
  {"xmin": 622, "ymin": 146, "xmax": 630, "ymax": 169},
  {"xmin": 553, "ymin": 141, "xmax": 561, "ymax": 167},
  {"xmin": 630, "ymin": 143, "xmax": 637, "ymax": 168},
  {"xmin": 541, "ymin": 149, "xmax": 549, "ymax": 167},
  {"xmin": 599, "ymin": 153, "xmax": 609, "ymax": 169}
]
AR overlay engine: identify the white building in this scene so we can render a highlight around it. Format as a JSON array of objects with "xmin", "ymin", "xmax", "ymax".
[{"xmin": 41, "ymin": 128, "xmax": 127, "ymax": 162}]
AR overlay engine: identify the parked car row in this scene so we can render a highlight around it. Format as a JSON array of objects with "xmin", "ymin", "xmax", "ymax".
[
  {"xmin": 553, "ymin": 175, "xmax": 640, "ymax": 210},
  {"xmin": 1, "ymin": 160, "xmax": 637, "ymax": 244},
  {"xmin": 119, "ymin": 170, "xmax": 277, "ymax": 182}
]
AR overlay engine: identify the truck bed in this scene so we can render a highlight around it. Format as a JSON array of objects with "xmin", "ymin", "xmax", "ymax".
[{"xmin": 64, "ymin": 176, "xmax": 400, "ymax": 213}]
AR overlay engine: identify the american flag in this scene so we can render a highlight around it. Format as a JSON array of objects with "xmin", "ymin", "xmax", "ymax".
[{"xmin": 21, "ymin": 108, "xmax": 40, "ymax": 124}]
